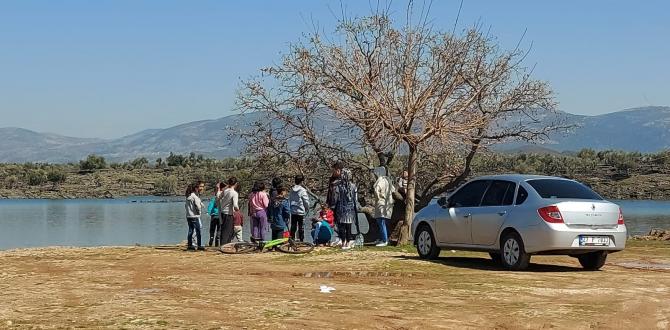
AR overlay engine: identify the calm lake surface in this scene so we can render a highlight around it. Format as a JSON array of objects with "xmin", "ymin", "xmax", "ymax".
[{"xmin": 0, "ymin": 197, "xmax": 668, "ymax": 250}]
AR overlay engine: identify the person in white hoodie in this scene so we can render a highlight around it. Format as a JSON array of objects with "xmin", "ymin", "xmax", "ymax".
[
  {"xmin": 185, "ymin": 181, "xmax": 206, "ymax": 251},
  {"xmin": 289, "ymin": 174, "xmax": 310, "ymax": 242},
  {"xmin": 373, "ymin": 174, "xmax": 395, "ymax": 246},
  {"xmin": 217, "ymin": 177, "xmax": 240, "ymax": 245}
]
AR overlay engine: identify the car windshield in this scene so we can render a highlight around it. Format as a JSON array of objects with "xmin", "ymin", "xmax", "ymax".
[{"xmin": 526, "ymin": 179, "xmax": 602, "ymax": 200}]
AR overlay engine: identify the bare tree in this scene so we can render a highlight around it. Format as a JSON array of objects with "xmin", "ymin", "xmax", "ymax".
[{"xmin": 236, "ymin": 8, "xmax": 561, "ymax": 244}]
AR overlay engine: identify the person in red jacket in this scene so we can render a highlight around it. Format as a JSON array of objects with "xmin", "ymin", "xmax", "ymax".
[
  {"xmin": 233, "ymin": 209, "xmax": 244, "ymax": 242},
  {"xmin": 319, "ymin": 203, "xmax": 335, "ymax": 228}
]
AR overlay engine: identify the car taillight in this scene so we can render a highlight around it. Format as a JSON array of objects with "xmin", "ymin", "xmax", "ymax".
[
  {"xmin": 618, "ymin": 209, "xmax": 625, "ymax": 225},
  {"xmin": 538, "ymin": 206, "xmax": 563, "ymax": 223}
]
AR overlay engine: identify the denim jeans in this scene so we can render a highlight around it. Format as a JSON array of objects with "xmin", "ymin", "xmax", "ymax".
[
  {"xmin": 187, "ymin": 217, "xmax": 202, "ymax": 248},
  {"xmin": 377, "ymin": 217, "xmax": 389, "ymax": 243}
]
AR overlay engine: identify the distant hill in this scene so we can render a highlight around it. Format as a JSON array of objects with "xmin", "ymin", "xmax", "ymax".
[
  {"xmin": 1, "ymin": 106, "xmax": 668, "ymax": 163},
  {"xmin": 497, "ymin": 106, "xmax": 670, "ymax": 153},
  {"xmin": 0, "ymin": 111, "xmax": 264, "ymax": 163}
]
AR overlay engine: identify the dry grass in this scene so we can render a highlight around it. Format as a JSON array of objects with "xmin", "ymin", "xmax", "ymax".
[{"xmin": 0, "ymin": 242, "xmax": 669, "ymax": 329}]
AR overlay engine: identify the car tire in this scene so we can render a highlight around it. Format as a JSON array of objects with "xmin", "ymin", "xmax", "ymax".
[
  {"xmin": 500, "ymin": 231, "xmax": 531, "ymax": 270},
  {"xmin": 415, "ymin": 225, "xmax": 440, "ymax": 260},
  {"xmin": 577, "ymin": 251, "xmax": 607, "ymax": 270},
  {"xmin": 489, "ymin": 252, "xmax": 502, "ymax": 264}
]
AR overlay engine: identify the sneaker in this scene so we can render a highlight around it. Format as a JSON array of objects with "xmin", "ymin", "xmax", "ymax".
[
  {"xmin": 347, "ymin": 241, "xmax": 356, "ymax": 249},
  {"xmin": 375, "ymin": 241, "xmax": 388, "ymax": 247},
  {"xmin": 197, "ymin": 246, "xmax": 206, "ymax": 251},
  {"xmin": 341, "ymin": 244, "xmax": 350, "ymax": 250},
  {"xmin": 332, "ymin": 238, "xmax": 342, "ymax": 247},
  {"xmin": 186, "ymin": 246, "xmax": 196, "ymax": 251}
]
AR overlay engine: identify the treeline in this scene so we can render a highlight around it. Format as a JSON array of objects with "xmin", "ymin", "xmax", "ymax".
[
  {"xmin": 2, "ymin": 149, "xmax": 669, "ymax": 198},
  {"xmin": 472, "ymin": 149, "xmax": 670, "ymax": 179},
  {"xmin": 0, "ymin": 153, "xmax": 259, "ymax": 197}
]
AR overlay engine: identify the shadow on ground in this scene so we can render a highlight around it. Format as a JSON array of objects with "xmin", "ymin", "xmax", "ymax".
[{"xmin": 394, "ymin": 255, "xmax": 586, "ymax": 273}]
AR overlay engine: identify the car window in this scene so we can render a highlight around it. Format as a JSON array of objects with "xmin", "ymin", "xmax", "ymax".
[
  {"xmin": 516, "ymin": 186, "xmax": 528, "ymax": 205},
  {"xmin": 481, "ymin": 180, "xmax": 516, "ymax": 206},
  {"xmin": 449, "ymin": 180, "xmax": 490, "ymax": 208},
  {"xmin": 527, "ymin": 179, "xmax": 602, "ymax": 200},
  {"xmin": 502, "ymin": 182, "xmax": 515, "ymax": 205}
]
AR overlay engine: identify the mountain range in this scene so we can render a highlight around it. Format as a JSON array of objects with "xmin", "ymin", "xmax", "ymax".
[{"xmin": 1, "ymin": 106, "xmax": 668, "ymax": 163}]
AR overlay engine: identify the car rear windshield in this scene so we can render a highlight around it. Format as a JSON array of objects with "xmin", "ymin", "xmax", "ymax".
[{"xmin": 526, "ymin": 179, "xmax": 602, "ymax": 200}]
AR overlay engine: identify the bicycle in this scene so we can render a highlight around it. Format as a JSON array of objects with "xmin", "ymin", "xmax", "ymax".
[{"xmin": 220, "ymin": 237, "xmax": 315, "ymax": 254}]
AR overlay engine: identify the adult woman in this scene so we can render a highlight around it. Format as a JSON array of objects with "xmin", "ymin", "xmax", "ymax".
[
  {"xmin": 330, "ymin": 168, "xmax": 358, "ymax": 250},
  {"xmin": 248, "ymin": 181, "xmax": 270, "ymax": 241},
  {"xmin": 373, "ymin": 174, "xmax": 395, "ymax": 247},
  {"xmin": 218, "ymin": 177, "xmax": 240, "ymax": 245}
]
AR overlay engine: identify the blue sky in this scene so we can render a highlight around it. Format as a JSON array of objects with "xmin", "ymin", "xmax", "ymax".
[{"xmin": 0, "ymin": 1, "xmax": 668, "ymax": 138}]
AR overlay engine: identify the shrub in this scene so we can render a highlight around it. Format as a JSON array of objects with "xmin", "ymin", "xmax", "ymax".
[
  {"xmin": 119, "ymin": 174, "xmax": 137, "ymax": 188},
  {"xmin": 4, "ymin": 175, "xmax": 19, "ymax": 189},
  {"xmin": 47, "ymin": 169, "xmax": 67, "ymax": 188},
  {"xmin": 166, "ymin": 153, "xmax": 187, "ymax": 167},
  {"xmin": 80, "ymin": 154, "xmax": 107, "ymax": 170},
  {"xmin": 130, "ymin": 157, "xmax": 149, "ymax": 169},
  {"xmin": 154, "ymin": 175, "xmax": 178, "ymax": 195},
  {"xmin": 25, "ymin": 170, "xmax": 47, "ymax": 186}
]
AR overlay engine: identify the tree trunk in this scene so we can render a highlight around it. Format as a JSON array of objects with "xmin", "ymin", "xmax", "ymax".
[{"xmin": 398, "ymin": 144, "xmax": 418, "ymax": 245}]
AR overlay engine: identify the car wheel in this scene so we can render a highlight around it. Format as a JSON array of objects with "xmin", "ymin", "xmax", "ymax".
[
  {"xmin": 578, "ymin": 251, "xmax": 607, "ymax": 270},
  {"xmin": 489, "ymin": 252, "xmax": 502, "ymax": 264},
  {"xmin": 415, "ymin": 225, "xmax": 440, "ymax": 260},
  {"xmin": 500, "ymin": 231, "xmax": 530, "ymax": 270}
]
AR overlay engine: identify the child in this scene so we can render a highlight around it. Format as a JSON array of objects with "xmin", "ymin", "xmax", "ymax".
[
  {"xmin": 319, "ymin": 203, "xmax": 335, "ymax": 228},
  {"xmin": 311, "ymin": 218, "xmax": 333, "ymax": 246},
  {"xmin": 248, "ymin": 181, "xmax": 270, "ymax": 241},
  {"xmin": 185, "ymin": 181, "xmax": 206, "ymax": 251},
  {"xmin": 270, "ymin": 187, "xmax": 291, "ymax": 240},
  {"xmin": 289, "ymin": 175, "xmax": 310, "ymax": 241},
  {"xmin": 233, "ymin": 209, "xmax": 244, "ymax": 242},
  {"xmin": 207, "ymin": 182, "xmax": 222, "ymax": 247}
]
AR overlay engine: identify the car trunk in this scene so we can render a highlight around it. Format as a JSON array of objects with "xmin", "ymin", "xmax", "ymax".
[{"xmin": 556, "ymin": 201, "xmax": 620, "ymax": 226}]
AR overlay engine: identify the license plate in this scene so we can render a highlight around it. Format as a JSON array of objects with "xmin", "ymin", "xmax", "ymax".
[{"xmin": 579, "ymin": 236, "xmax": 610, "ymax": 246}]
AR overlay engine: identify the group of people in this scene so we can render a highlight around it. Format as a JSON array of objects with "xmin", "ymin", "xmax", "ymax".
[{"xmin": 184, "ymin": 160, "xmax": 408, "ymax": 251}]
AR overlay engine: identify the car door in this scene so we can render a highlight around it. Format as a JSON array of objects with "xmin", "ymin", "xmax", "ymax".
[
  {"xmin": 436, "ymin": 180, "xmax": 490, "ymax": 244},
  {"xmin": 471, "ymin": 180, "xmax": 516, "ymax": 246}
]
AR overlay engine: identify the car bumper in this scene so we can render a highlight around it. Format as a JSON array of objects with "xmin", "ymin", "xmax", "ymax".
[{"xmin": 521, "ymin": 223, "xmax": 627, "ymax": 254}]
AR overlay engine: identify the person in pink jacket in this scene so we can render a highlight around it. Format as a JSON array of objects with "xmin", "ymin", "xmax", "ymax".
[{"xmin": 248, "ymin": 181, "xmax": 270, "ymax": 241}]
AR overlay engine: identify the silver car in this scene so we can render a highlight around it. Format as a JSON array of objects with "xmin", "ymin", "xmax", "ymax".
[{"xmin": 412, "ymin": 174, "xmax": 627, "ymax": 270}]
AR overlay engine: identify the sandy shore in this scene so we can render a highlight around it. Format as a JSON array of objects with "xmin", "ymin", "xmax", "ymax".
[{"xmin": 1, "ymin": 241, "xmax": 669, "ymax": 329}]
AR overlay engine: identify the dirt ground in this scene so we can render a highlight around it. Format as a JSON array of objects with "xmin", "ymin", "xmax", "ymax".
[{"xmin": 1, "ymin": 241, "xmax": 669, "ymax": 330}]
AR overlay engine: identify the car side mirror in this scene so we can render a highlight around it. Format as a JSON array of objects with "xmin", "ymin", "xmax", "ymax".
[{"xmin": 437, "ymin": 196, "xmax": 448, "ymax": 208}]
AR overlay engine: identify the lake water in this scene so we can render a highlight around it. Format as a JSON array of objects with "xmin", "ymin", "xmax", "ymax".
[{"xmin": 0, "ymin": 197, "xmax": 668, "ymax": 250}]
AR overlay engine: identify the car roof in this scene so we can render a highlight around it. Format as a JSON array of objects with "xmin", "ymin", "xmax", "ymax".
[{"xmin": 471, "ymin": 174, "xmax": 574, "ymax": 183}]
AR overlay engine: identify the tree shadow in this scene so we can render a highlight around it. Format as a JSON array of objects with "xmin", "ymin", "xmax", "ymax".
[{"xmin": 394, "ymin": 255, "xmax": 586, "ymax": 273}]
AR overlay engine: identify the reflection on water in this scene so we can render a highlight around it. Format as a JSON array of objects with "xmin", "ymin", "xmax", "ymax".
[
  {"xmin": 614, "ymin": 200, "xmax": 670, "ymax": 235},
  {"xmin": 0, "ymin": 197, "xmax": 668, "ymax": 250}
]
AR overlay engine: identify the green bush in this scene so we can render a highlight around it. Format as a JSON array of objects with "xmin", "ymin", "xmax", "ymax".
[
  {"xmin": 154, "ymin": 175, "xmax": 178, "ymax": 195},
  {"xmin": 25, "ymin": 170, "xmax": 47, "ymax": 186},
  {"xmin": 130, "ymin": 157, "xmax": 149, "ymax": 169},
  {"xmin": 47, "ymin": 169, "xmax": 67, "ymax": 187},
  {"xmin": 80, "ymin": 154, "xmax": 107, "ymax": 170}
]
